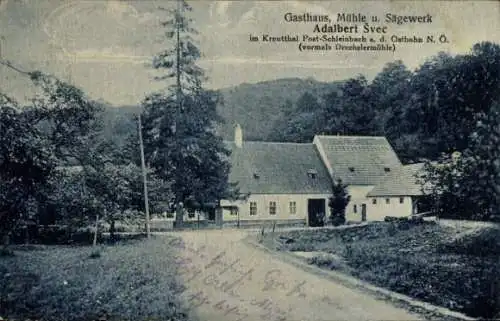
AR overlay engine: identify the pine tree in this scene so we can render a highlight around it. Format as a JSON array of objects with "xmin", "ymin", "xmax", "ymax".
[{"xmin": 143, "ymin": 0, "xmax": 234, "ymax": 227}]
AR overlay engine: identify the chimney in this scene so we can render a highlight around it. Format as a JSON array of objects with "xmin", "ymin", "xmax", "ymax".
[{"xmin": 234, "ymin": 123, "xmax": 243, "ymax": 148}]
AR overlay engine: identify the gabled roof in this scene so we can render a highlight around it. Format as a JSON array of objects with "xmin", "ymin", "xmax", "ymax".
[
  {"xmin": 314, "ymin": 135, "xmax": 402, "ymax": 185},
  {"xmin": 367, "ymin": 163, "xmax": 426, "ymax": 197},
  {"xmin": 226, "ymin": 141, "xmax": 332, "ymax": 194}
]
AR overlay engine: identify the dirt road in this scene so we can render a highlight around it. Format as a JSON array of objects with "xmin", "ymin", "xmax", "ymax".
[{"xmin": 168, "ymin": 229, "xmax": 422, "ymax": 321}]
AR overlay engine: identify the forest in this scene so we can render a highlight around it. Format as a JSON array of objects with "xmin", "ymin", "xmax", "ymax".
[{"xmin": 270, "ymin": 42, "xmax": 500, "ymax": 221}]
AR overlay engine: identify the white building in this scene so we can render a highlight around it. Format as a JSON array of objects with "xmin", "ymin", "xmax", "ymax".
[
  {"xmin": 313, "ymin": 135, "xmax": 404, "ymax": 222},
  {"xmin": 219, "ymin": 125, "xmax": 426, "ymax": 226},
  {"xmin": 366, "ymin": 163, "xmax": 426, "ymax": 220},
  {"xmin": 220, "ymin": 125, "xmax": 332, "ymax": 227}
]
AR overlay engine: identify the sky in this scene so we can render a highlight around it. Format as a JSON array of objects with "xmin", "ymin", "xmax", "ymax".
[{"xmin": 0, "ymin": 0, "xmax": 499, "ymax": 106}]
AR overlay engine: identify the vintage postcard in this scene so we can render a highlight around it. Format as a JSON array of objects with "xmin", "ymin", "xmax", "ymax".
[{"xmin": 0, "ymin": 1, "xmax": 499, "ymax": 321}]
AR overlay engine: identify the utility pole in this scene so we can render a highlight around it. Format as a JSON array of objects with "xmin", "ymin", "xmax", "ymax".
[
  {"xmin": 0, "ymin": 35, "xmax": 3, "ymax": 60},
  {"xmin": 138, "ymin": 113, "xmax": 151, "ymax": 238}
]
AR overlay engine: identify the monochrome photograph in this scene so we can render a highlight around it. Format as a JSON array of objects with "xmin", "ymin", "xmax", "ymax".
[{"xmin": 0, "ymin": 1, "xmax": 499, "ymax": 320}]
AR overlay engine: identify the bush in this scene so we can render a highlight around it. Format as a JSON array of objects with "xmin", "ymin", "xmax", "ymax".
[
  {"xmin": 307, "ymin": 255, "xmax": 345, "ymax": 271},
  {"xmin": 438, "ymin": 227, "xmax": 500, "ymax": 257},
  {"xmin": 89, "ymin": 248, "xmax": 102, "ymax": 259},
  {"xmin": 386, "ymin": 223, "xmax": 397, "ymax": 236},
  {"xmin": 0, "ymin": 248, "xmax": 15, "ymax": 257}
]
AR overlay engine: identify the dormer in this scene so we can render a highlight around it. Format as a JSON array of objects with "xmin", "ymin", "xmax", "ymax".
[{"xmin": 307, "ymin": 169, "xmax": 318, "ymax": 179}]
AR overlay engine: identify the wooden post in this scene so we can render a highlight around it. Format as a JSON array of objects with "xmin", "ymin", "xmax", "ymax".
[
  {"xmin": 93, "ymin": 213, "xmax": 99, "ymax": 247},
  {"xmin": 138, "ymin": 114, "xmax": 151, "ymax": 238}
]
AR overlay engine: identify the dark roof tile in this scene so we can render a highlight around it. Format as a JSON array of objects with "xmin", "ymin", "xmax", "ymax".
[
  {"xmin": 315, "ymin": 135, "xmax": 402, "ymax": 185},
  {"xmin": 226, "ymin": 141, "xmax": 332, "ymax": 194},
  {"xmin": 367, "ymin": 163, "xmax": 426, "ymax": 197}
]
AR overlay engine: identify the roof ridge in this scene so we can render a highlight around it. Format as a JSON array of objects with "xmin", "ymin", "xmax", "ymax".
[
  {"xmin": 315, "ymin": 135, "xmax": 388, "ymax": 139},
  {"xmin": 226, "ymin": 140, "xmax": 313, "ymax": 146}
]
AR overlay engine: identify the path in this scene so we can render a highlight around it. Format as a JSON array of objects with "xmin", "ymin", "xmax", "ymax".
[{"xmin": 167, "ymin": 229, "xmax": 423, "ymax": 321}]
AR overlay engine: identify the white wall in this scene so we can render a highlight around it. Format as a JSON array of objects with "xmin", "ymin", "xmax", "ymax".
[
  {"xmin": 221, "ymin": 193, "xmax": 331, "ymax": 225},
  {"xmin": 369, "ymin": 196, "xmax": 413, "ymax": 220},
  {"xmin": 347, "ymin": 195, "xmax": 414, "ymax": 222},
  {"xmin": 158, "ymin": 210, "xmax": 206, "ymax": 222},
  {"xmin": 345, "ymin": 185, "xmax": 373, "ymax": 222}
]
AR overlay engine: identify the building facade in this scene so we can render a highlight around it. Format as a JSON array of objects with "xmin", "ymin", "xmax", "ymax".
[{"xmin": 219, "ymin": 125, "xmax": 425, "ymax": 226}]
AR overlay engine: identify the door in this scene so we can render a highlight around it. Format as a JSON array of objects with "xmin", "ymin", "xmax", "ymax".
[
  {"xmin": 308, "ymin": 199, "xmax": 326, "ymax": 227},
  {"xmin": 361, "ymin": 204, "xmax": 367, "ymax": 221},
  {"xmin": 207, "ymin": 208, "xmax": 216, "ymax": 221}
]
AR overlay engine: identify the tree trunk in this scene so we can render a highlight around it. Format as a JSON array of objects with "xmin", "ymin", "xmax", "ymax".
[
  {"xmin": 93, "ymin": 213, "xmax": 99, "ymax": 247},
  {"xmin": 175, "ymin": 202, "xmax": 184, "ymax": 229},
  {"xmin": 109, "ymin": 219, "xmax": 116, "ymax": 244},
  {"xmin": 2, "ymin": 234, "xmax": 10, "ymax": 250}
]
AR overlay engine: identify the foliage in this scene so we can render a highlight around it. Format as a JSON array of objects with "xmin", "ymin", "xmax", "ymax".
[
  {"xmin": 269, "ymin": 91, "xmax": 326, "ymax": 143},
  {"xmin": 143, "ymin": 0, "xmax": 235, "ymax": 220},
  {"xmin": 266, "ymin": 42, "xmax": 500, "ymax": 163},
  {"xmin": 323, "ymin": 75, "xmax": 379, "ymax": 136},
  {"xmin": 0, "ymin": 94, "xmax": 57, "ymax": 243},
  {"xmin": 420, "ymin": 100, "xmax": 500, "ymax": 221},
  {"xmin": 328, "ymin": 179, "xmax": 351, "ymax": 226},
  {"xmin": 0, "ymin": 64, "xmax": 157, "ymax": 243}
]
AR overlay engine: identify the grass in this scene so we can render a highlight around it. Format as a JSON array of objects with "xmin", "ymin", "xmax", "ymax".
[
  {"xmin": 270, "ymin": 221, "xmax": 500, "ymax": 319},
  {"xmin": 0, "ymin": 236, "xmax": 191, "ymax": 321}
]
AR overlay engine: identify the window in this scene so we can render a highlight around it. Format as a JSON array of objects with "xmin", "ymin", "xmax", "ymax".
[
  {"xmin": 353, "ymin": 204, "xmax": 357, "ymax": 213},
  {"xmin": 386, "ymin": 198, "xmax": 390, "ymax": 204},
  {"xmin": 253, "ymin": 172, "xmax": 260, "ymax": 179},
  {"xmin": 249, "ymin": 202, "xmax": 257, "ymax": 216},
  {"xmin": 269, "ymin": 201, "xmax": 277, "ymax": 215},
  {"xmin": 384, "ymin": 167, "xmax": 391, "ymax": 172},
  {"xmin": 349, "ymin": 167, "xmax": 355, "ymax": 172},
  {"xmin": 289, "ymin": 201, "xmax": 297, "ymax": 215},
  {"xmin": 307, "ymin": 169, "xmax": 318, "ymax": 179},
  {"xmin": 230, "ymin": 207, "xmax": 238, "ymax": 216},
  {"xmin": 399, "ymin": 197, "xmax": 404, "ymax": 204},
  {"xmin": 372, "ymin": 198, "xmax": 377, "ymax": 205}
]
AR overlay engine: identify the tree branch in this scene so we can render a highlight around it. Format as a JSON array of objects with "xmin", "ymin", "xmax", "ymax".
[{"xmin": 0, "ymin": 59, "xmax": 33, "ymax": 77}]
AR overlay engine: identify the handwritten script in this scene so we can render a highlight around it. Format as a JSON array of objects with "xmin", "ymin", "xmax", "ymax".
[{"xmin": 166, "ymin": 237, "xmax": 338, "ymax": 321}]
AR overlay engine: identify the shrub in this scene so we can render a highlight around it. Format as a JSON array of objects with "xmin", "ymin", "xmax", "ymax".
[
  {"xmin": 0, "ymin": 248, "xmax": 15, "ymax": 257},
  {"xmin": 386, "ymin": 222, "xmax": 397, "ymax": 236},
  {"xmin": 89, "ymin": 248, "xmax": 102, "ymax": 259},
  {"xmin": 329, "ymin": 179, "xmax": 350, "ymax": 226},
  {"xmin": 307, "ymin": 255, "xmax": 345, "ymax": 271},
  {"xmin": 438, "ymin": 227, "xmax": 500, "ymax": 257}
]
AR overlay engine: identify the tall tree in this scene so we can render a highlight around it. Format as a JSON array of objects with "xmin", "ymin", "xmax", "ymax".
[
  {"xmin": 422, "ymin": 100, "xmax": 500, "ymax": 221},
  {"xmin": 271, "ymin": 92, "xmax": 324, "ymax": 143},
  {"xmin": 0, "ymin": 63, "xmax": 101, "ymax": 244},
  {"xmin": 0, "ymin": 94, "xmax": 56, "ymax": 245},
  {"xmin": 405, "ymin": 42, "xmax": 500, "ymax": 160},
  {"xmin": 143, "ymin": 0, "xmax": 234, "ymax": 227},
  {"xmin": 323, "ymin": 75, "xmax": 377, "ymax": 135}
]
